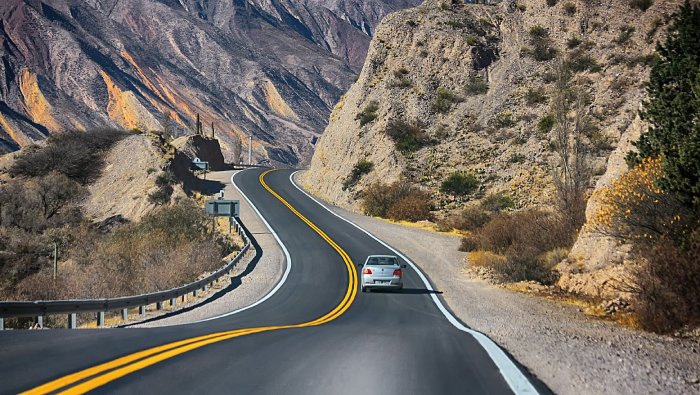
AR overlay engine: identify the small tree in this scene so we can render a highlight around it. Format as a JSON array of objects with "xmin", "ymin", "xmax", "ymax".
[
  {"xmin": 628, "ymin": 0, "xmax": 700, "ymax": 211},
  {"xmin": 550, "ymin": 60, "xmax": 591, "ymax": 232},
  {"xmin": 440, "ymin": 172, "xmax": 479, "ymax": 196}
]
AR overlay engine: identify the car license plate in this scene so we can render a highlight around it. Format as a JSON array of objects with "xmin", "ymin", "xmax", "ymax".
[{"xmin": 377, "ymin": 281, "xmax": 390, "ymax": 284}]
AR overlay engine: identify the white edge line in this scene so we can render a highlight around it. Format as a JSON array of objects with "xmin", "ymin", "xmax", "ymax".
[
  {"xmin": 151, "ymin": 170, "xmax": 292, "ymax": 327},
  {"xmin": 191, "ymin": 171, "xmax": 293, "ymax": 323},
  {"xmin": 289, "ymin": 171, "xmax": 539, "ymax": 395}
]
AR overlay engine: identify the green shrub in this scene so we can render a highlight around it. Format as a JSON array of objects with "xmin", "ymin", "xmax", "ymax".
[
  {"xmin": 525, "ymin": 87, "xmax": 548, "ymax": 106},
  {"xmin": 566, "ymin": 36, "xmax": 582, "ymax": 49},
  {"xmin": 546, "ymin": 0, "xmax": 558, "ymax": 6},
  {"xmin": 629, "ymin": 1, "xmax": 700, "ymax": 209},
  {"xmin": 466, "ymin": 35, "xmax": 479, "ymax": 46},
  {"xmin": 568, "ymin": 52, "xmax": 602, "ymax": 73},
  {"xmin": 489, "ymin": 112, "xmax": 516, "ymax": 128},
  {"xmin": 356, "ymin": 101, "xmax": 379, "ymax": 126},
  {"xmin": 480, "ymin": 193, "xmax": 515, "ymax": 212},
  {"xmin": 630, "ymin": 0, "xmax": 654, "ymax": 11},
  {"xmin": 529, "ymin": 25, "xmax": 548, "ymax": 39},
  {"xmin": 149, "ymin": 171, "xmax": 177, "ymax": 205},
  {"xmin": 615, "ymin": 25, "xmax": 636, "ymax": 45},
  {"xmin": 440, "ymin": 172, "xmax": 479, "ymax": 196},
  {"xmin": 525, "ymin": 28, "xmax": 558, "ymax": 61},
  {"xmin": 537, "ymin": 114, "xmax": 556, "ymax": 134},
  {"xmin": 431, "ymin": 88, "xmax": 461, "ymax": 113},
  {"xmin": 342, "ymin": 160, "xmax": 373, "ymax": 190},
  {"xmin": 465, "ymin": 76, "xmax": 489, "ymax": 96},
  {"xmin": 384, "ymin": 120, "xmax": 432, "ymax": 154}
]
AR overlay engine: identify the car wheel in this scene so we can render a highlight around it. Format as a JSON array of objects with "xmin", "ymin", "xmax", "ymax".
[{"xmin": 361, "ymin": 286, "xmax": 366, "ymax": 293}]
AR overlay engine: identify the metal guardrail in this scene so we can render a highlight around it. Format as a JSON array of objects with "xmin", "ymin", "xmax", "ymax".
[{"xmin": 0, "ymin": 216, "xmax": 251, "ymax": 330}]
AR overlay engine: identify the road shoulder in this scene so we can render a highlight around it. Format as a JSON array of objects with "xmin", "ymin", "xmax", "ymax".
[{"xmin": 294, "ymin": 174, "xmax": 700, "ymax": 395}]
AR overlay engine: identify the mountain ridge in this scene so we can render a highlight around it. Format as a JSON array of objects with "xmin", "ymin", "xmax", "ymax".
[{"xmin": 0, "ymin": 0, "xmax": 420, "ymax": 163}]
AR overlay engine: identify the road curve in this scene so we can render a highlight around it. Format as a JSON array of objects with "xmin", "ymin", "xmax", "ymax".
[{"xmin": 0, "ymin": 168, "xmax": 546, "ymax": 395}]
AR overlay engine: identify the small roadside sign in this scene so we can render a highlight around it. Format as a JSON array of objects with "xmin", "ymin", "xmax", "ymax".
[
  {"xmin": 205, "ymin": 200, "xmax": 239, "ymax": 217},
  {"xmin": 191, "ymin": 158, "xmax": 209, "ymax": 171}
]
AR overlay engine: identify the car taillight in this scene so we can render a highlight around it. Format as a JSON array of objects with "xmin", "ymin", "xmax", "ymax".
[
  {"xmin": 393, "ymin": 269, "xmax": 402, "ymax": 277},
  {"xmin": 363, "ymin": 268, "xmax": 372, "ymax": 274}
]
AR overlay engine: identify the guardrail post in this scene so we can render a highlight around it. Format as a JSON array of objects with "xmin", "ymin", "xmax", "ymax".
[
  {"xmin": 121, "ymin": 308, "xmax": 128, "ymax": 321},
  {"xmin": 181, "ymin": 295, "xmax": 186, "ymax": 304},
  {"xmin": 156, "ymin": 302, "xmax": 163, "ymax": 310},
  {"xmin": 37, "ymin": 316, "xmax": 43, "ymax": 329},
  {"xmin": 170, "ymin": 298, "xmax": 176, "ymax": 308},
  {"xmin": 139, "ymin": 305, "xmax": 146, "ymax": 316},
  {"xmin": 192, "ymin": 289, "xmax": 198, "ymax": 297},
  {"xmin": 97, "ymin": 312, "xmax": 105, "ymax": 327},
  {"xmin": 0, "ymin": 318, "xmax": 4, "ymax": 330},
  {"xmin": 68, "ymin": 313, "xmax": 77, "ymax": 329}
]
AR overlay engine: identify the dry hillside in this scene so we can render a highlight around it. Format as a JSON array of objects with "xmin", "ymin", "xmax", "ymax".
[{"xmin": 301, "ymin": 0, "xmax": 684, "ymax": 299}]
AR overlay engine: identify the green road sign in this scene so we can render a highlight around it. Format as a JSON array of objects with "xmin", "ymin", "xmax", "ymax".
[{"xmin": 205, "ymin": 200, "xmax": 239, "ymax": 217}]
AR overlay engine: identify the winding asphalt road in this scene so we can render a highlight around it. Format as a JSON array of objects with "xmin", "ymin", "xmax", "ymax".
[{"xmin": 0, "ymin": 168, "xmax": 547, "ymax": 394}]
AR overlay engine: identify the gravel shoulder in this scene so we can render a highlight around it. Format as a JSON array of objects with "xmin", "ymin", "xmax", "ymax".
[
  {"xmin": 294, "ymin": 176, "xmax": 700, "ymax": 395},
  {"xmin": 131, "ymin": 170, "xmax": 284, "ymax": 328}
]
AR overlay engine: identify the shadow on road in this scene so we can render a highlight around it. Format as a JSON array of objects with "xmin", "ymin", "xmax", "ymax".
[{"xmin": 369, "ymin": 288, "xmax": 443, "ymax": 295}]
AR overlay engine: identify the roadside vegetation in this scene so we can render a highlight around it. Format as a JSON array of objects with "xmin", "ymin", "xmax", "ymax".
[
  {"xmin": 362, "ymin": 181, "xmax": 432, "ymax": 222},
  {"xmin": 342, "ymin": 160, "xmax": 373, "ymax": 190},
  {"xmin": 0, "ymin": 130, "xmax": 234, "ymax": 309},
  {"xmin": 590, "ymin": 1, "xmax": 700, "ymax": 333}
]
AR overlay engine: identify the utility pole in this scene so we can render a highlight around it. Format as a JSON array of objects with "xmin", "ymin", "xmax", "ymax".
[
  {"xmin": 53, "ymin": 242, "xmax": 58, "ymax": 281},
  {"xmin": 248, "ymin": 135, "xmax": 253, "ymax": 166}
]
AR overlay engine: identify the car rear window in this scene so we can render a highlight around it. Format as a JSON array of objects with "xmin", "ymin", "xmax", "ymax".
[{"xmin": 367, "ymin": 256, "xmax": 399, "ymax": 265}]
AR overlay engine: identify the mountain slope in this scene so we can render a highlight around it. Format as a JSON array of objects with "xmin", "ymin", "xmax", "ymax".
[
  {"xmin": 0, "ymin": 0, "xmax": 419, "ymax": 164},
  {"xmin": 301, "ymin": 0, "xmax": 680, "ymax": 209}
]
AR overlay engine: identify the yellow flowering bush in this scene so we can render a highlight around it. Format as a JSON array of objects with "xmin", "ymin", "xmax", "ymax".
[{"xmin": 590, "ymin": 157, "xmax": 689, "ymax": 243}]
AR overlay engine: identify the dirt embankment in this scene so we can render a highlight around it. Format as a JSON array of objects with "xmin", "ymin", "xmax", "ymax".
[{"xmin": 83, "ymin": 133, "xmax": 177, "ymax": 222}]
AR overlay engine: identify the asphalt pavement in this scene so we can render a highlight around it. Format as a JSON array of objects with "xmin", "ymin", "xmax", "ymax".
[{"xmin": 0, "ymin": 168, "xmax": 546, "ymax": 394}]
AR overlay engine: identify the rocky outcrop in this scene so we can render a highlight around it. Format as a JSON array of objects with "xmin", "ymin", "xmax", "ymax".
[
  {"xmin": 0, "ymin": 0, "xmax": 419, "ymax": 165},
  {"xmin": 302, "ymin": 0, "xmax": 682, "ymax": 211},
  {"xmin": 302, "ymin": 0, "xmax": 686, "ymax": 301}
]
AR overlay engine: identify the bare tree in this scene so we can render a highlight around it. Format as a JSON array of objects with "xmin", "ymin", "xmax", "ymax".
[{"xmin": 551, "ymin": 60, "xmax": 591, "ymax": 232}]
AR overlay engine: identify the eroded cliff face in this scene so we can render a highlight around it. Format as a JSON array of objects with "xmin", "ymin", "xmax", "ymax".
[
  {"xmin": 302, "ymin": 0, "xmax": 684, "ymax": 294},
  {"xmin": 303, "ymin": 0, "xmax": 681, "ymax": 208},
  {"xmin": 0, "ymin": 0, "xmax": 420, "ymax": 163}
]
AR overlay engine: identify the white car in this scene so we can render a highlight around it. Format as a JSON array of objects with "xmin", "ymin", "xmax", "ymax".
[{"xmin": 359, "ymin": 255, "xmax": 406, "ymax": 292}]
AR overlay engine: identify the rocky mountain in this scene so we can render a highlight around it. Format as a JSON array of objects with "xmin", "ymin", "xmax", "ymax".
[
  {"xmin": 0, "ymin": 0, "xmax": 420, "ymax": 164},
  {"xmin": 300, "ymin": 0, "xmax": 684, "ymax": 296}
]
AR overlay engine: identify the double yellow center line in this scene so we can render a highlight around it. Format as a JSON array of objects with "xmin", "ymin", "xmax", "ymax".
[{"xmin": 23, "ymin": 169, "xmax": 358, "ymax": 394}]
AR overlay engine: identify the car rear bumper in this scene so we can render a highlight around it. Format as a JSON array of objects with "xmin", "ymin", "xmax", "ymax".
[{"xmin": 362, "ymin": 279, "xmax": 403, "ymax": 289}]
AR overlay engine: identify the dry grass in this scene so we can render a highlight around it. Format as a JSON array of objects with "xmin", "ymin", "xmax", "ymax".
[
  {"xmin": 13, "ymin": 201, "xmax": 234, "ymax": 301},
  {"xmin": 468, "ymin": 250, "xmax": 507, "ymax": 267}
]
